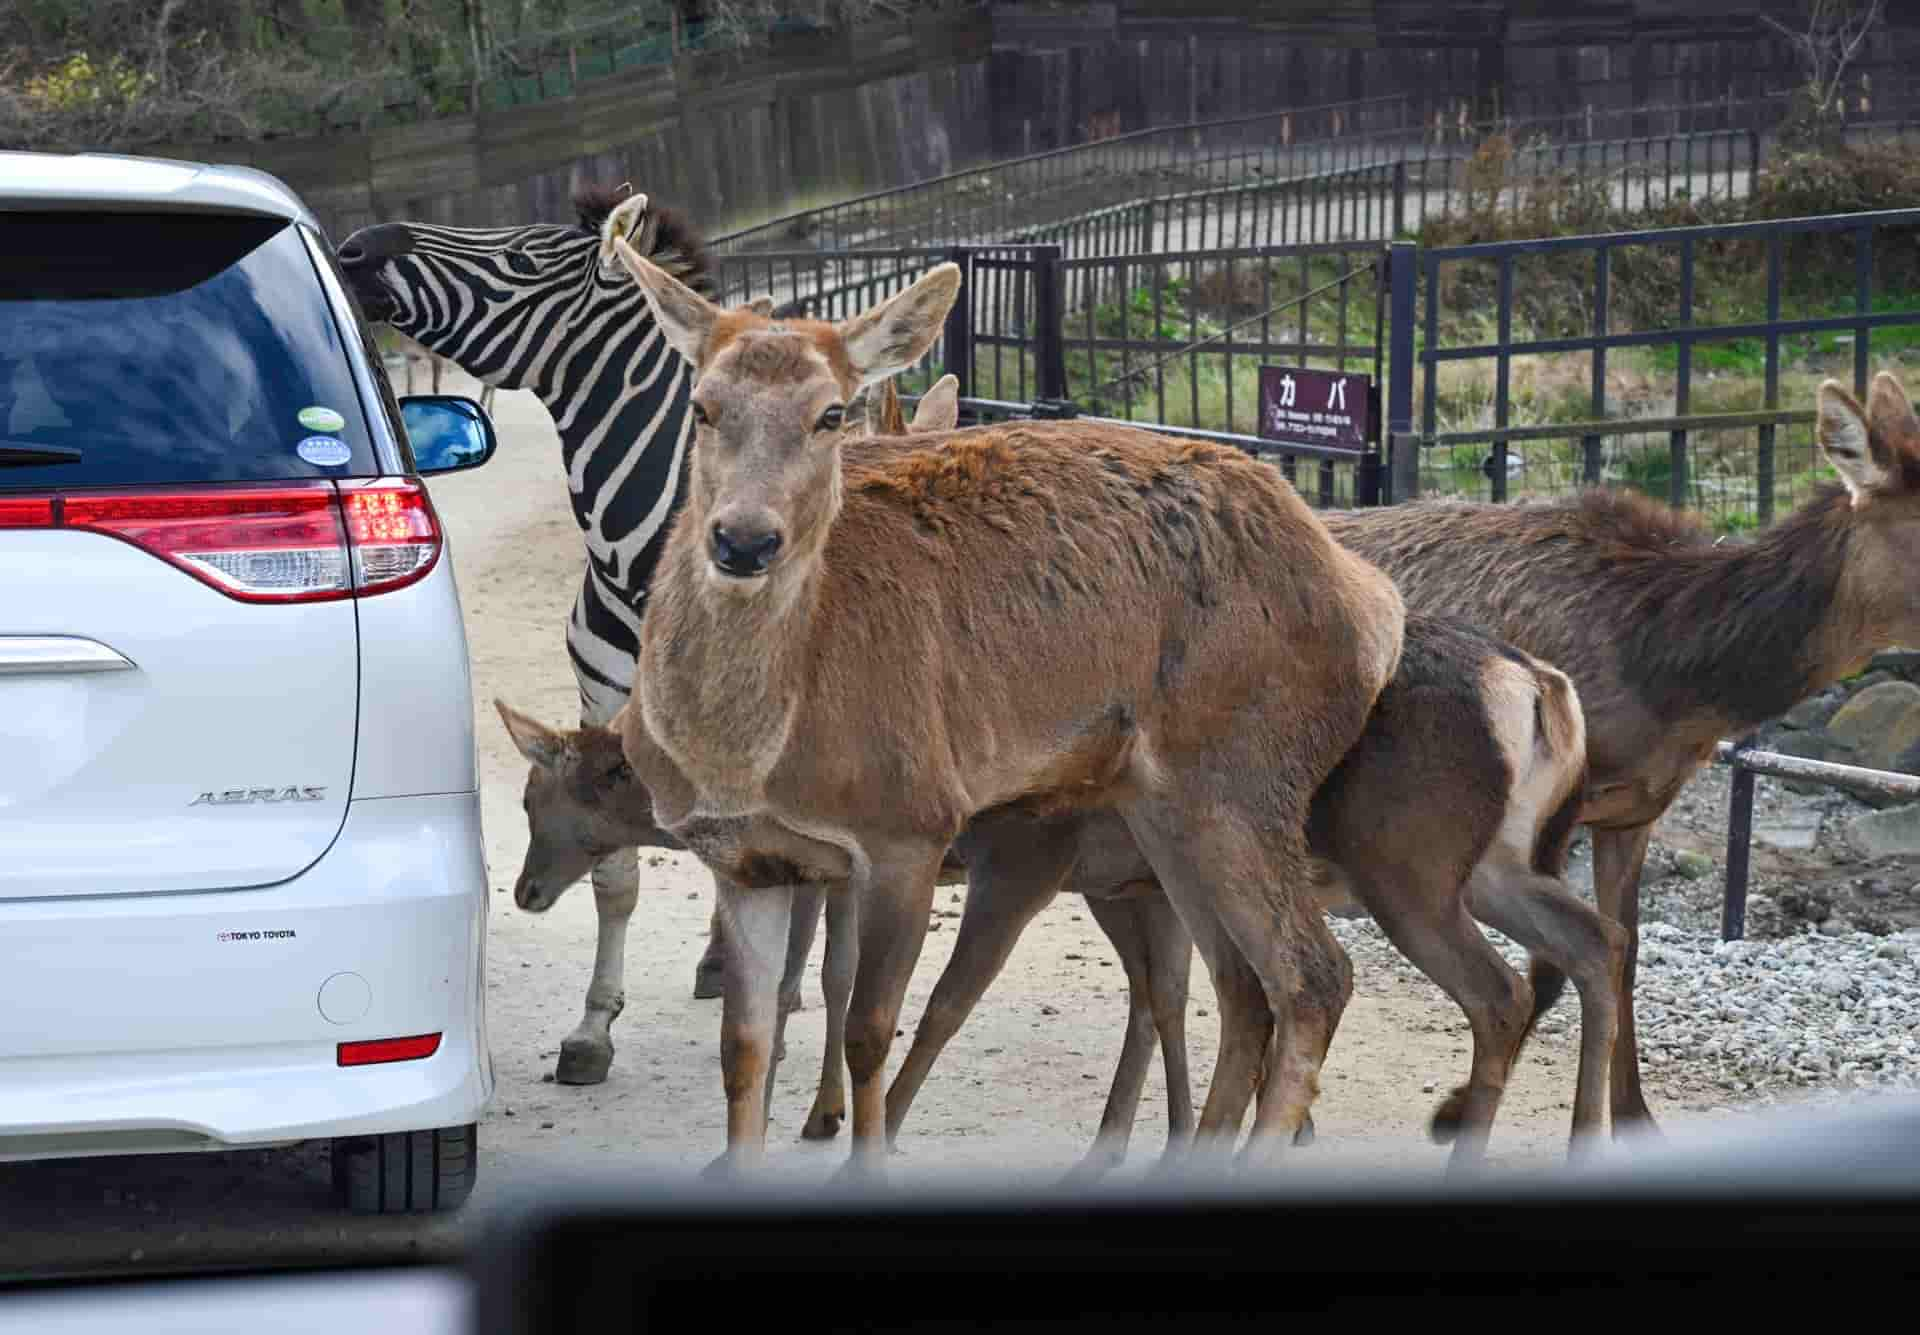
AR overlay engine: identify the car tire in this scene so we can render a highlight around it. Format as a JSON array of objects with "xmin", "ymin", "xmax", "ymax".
[{"xmin": 331, "ymin": 1123, "xmax": 477, "ymax": 1214}]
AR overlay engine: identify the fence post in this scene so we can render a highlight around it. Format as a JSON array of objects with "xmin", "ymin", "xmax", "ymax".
[
  {"xmin": 1391, "ymin": 159, "xmax": 1406, "ymax": 238},
  {"xmin": 1033, "ymin": 244, "xmax": 1069, "ymax": 403},
  {"xmin": 944, "ymin": 245, "xmax": 975, "ymax": 398},
  {"xmin": 1722, "ymin": 733, "xmax": 1760, "ymax": 942},
  {"xmin": 1385, "ymin": 240, "xmax": 1418, "ymax": 503}
]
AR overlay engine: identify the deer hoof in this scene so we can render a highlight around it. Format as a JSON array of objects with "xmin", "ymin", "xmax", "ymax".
[
  {"xmin": 1429, "ymin": 1086, "xmax": 1470, "ymax": 1144},
  {"xmin": 1059, "ymin": 1148, "xmax": 1124, "ymax": 1187},
  {"xmin": 800, "ymin": 1107, "xmax": 844, "ymax": 1141},
  {"xmin": 692, "ymin": 955, "xmax": 726, "ymax": 1000},
  {"xmin": 1292, "ymin": 1114, "xmax": 1317, "ymax": 1148},
  {"xmin": 555, "ymin": 1037, "xmax": 614, "ymax": 1085}
]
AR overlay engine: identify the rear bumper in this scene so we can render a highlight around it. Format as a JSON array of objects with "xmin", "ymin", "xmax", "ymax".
[{"xmin": 0, "ymin": 792, "xmax": 492, "ymax": 1161}]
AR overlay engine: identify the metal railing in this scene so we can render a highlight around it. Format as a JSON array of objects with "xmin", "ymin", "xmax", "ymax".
[{"xmin": 1400, "ymin": 207, "xmax": 1920, "ymax": 529}]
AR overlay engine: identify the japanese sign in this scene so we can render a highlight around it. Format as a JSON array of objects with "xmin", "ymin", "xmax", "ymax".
[{"xmin": 1258, "ymin": 366, "xmax": 1374, "ymax": 454}]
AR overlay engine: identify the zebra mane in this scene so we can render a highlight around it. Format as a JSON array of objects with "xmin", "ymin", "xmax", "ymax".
[{"xmin": 571, "ymin": 181, "xmax": 715, "ymax": 294}]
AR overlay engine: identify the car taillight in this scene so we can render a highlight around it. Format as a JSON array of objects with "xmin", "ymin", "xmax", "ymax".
[
  {"xmin": 0, "ymin": 497, "xmax": 55, "ymax": 528},
  {"xmin": 1, "ymin": 478, "xmax": 442, "ymax": 602},
  {"xmin": 63, "ymin": 484, "xmax": 350, "ymax": 603},
  {"xmin": 338, "ymin": 1032, "xmax": 442, "ymax": 1067},
  {"xmin": 339, "ymin": 478, "xmax": 441, "ymax": 596}
]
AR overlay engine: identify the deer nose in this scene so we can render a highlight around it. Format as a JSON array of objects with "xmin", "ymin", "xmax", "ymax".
[{"xmin": 710, "ymin": 523, "xmax": 783, "ymax": 577}]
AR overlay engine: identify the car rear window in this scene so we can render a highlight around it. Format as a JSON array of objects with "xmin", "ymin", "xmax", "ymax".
[{"xmin": 0, "ymin": 211, "xmax": 378, "ymax": 491}]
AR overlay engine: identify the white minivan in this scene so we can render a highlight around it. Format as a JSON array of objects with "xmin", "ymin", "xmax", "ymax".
[{"xmin": 0, "ymin": 152, "xmax": 496, "ymax": 1213}]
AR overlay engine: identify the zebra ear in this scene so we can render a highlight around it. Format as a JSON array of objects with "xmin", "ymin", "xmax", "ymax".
[
  {"xmin": 597, "ymin": 191, "xmax": 652, "ymax": 275},
  {"xmin": 911, "ymin": 374, "xmax": 960, "ymax": 432},
  {"xmin": 613, "ymin": 238, "xmax": 719, "ymax": 366}
]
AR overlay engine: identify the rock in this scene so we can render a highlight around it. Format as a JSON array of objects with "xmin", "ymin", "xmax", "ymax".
[
  {"xmin": 1848, "ymin": 669, "xmax": 1898, "ymax": 692},
  {"xmin": 1778, "ymin": 888, "xmax": 1833, "ymax": 923},
  {"xmin": 1754, "ymin": 814, "xmax": 1821, "ymax": 850},
  {"xmin": 1816, "ymin": 969, "xmax": 1855, "ymax": 997},
  {"xmin": 1781, "ymin": 690, "xmax": 1845, "ymax": 731},
  {"xmin": 1845, "ymin": 801, "xmax": 1920, "ymax": 860},
  {"xmin": 1826, "ymin": 680, "xmax": 1920, "ymax": 782},
  {"xmin": 1673, "ymin": 850, "xmax": 1714, "ymax": 880},
  {"xmin": 1820, "ymin": 919, "xmax": 1849, "ymax": 936}
]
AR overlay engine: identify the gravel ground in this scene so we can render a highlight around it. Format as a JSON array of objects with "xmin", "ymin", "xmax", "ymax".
[{"xmin": 1329, "ymin": 894, "xmax": 1920, "ymax": 1113}]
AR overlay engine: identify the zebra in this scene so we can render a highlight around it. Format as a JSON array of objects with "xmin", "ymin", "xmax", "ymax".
[{"xmin": 337, "ymin": 184, "xmax": 751, "ymax": 1086}]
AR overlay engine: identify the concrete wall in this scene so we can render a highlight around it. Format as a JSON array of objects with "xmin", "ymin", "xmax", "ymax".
[
  {"xmin": 153, "ymin": 9, "xmax": 994, "ymax": 242},
  {"xmin": 990, "ymin": 1, "xmax": 1920, "ymax": 157},
  {"xmin": 152, "ymin": 1, "xmax": 1920, "ymax": 245}
]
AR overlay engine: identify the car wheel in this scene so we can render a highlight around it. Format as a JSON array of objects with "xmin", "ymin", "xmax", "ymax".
[{"xmin": 331, "ymin": 1123, "xmax": 477, "ymax": 1214}]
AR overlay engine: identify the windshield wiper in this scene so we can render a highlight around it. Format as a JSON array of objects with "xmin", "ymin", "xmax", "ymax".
[{"xmin": 0, "ymin": 442, "xmax": 82, "ymax": 467}]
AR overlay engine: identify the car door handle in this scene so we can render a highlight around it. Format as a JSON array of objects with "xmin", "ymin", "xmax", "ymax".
[{"xmin": 0, "ymin": 636, "xmax": 137, "ymax": 676}]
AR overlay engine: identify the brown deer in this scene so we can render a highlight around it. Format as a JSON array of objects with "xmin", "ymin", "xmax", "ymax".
[
  {"xmin": 503, "ymin": 611, "xmax": 1622, "ymax": 1176},
  {"xmin": 1319, "ymin": 371, "xmax": 1920, "ymax": 1139},
  {"xmin": 884, "ymin": 612, "xmax": 1620, "ymax": 1177},
  {"xmin": 501, "ymin": 375, "xmax": 964, "ymax": 1145},
  {"xmin": 595, "ymin": 245, "xmax": 1407, "ymax": 1173}
]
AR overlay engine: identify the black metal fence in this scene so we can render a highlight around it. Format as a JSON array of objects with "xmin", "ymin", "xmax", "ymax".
[
  {"xmin": 1398, "ymin": 206, "xmax": 1920, "ymax": 531},
  {"xmin": 716, "ymin": 237, "xmax": 1388, "ymax": 507},
  {"xmin": 708, "ymin": 93, "xmax": 1912, "ymax": 258}
]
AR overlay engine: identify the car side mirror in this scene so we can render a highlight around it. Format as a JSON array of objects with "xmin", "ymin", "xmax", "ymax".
[{"xmin": 400, "ymin": 395, "xmax": 498, "ymax": 475}]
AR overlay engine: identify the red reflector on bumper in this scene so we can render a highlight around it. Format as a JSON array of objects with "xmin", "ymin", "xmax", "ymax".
[{"xmin": 337, "ymin": 1032, "xmax": 443, "ymax": 1067}]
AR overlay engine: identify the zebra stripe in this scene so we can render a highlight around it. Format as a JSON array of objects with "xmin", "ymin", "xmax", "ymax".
[{"xmin": 338, "ymin": 199, "xmax": 709, "ymax": 727}]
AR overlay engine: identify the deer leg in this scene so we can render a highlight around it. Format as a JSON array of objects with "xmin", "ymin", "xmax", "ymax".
[
  {"xmin": 883, "ymin": 829, "xmax": 1072, "ymax": 1150},
  {"xmin": 704, "ymin": 876, "xmax": 794, "ymax": 1177},
  {"xmin": 1130, "ymin": 802, "xmax": 1345, "ymax": 1166},
  {"xmin": 554, "ymin": 849, "xmax": 639, "ymax": 1085},
  {"xmin": 802, "ymin": 889, "xmax": 857, "ymax": 1141},
  {"xmin": 762, "ymin": 884, "xmax": 825, "ymax": 1132},
  {"xmin": 1139, "ymin": 892, "xmax": 1197, "ymax": 1152},
  {"xmin": 1591, "ymin": 823, "xmax": 1659, "ymax": 1135},
  {"xmin": 1363, "ymin": 878, "xmax": 1533, "ymax": 1175},
  {"xmin": 1466, "ymin": 863, "xmax": 1628, "ymax": 1157},
  {"xmin": 1119, "ymin": 807, "xmax": 1281, "ymax": 1166},
  {"xmin": 1062, "ymin": 894, "xmax": 1161, "ymax": 1183},
  {"xmin": 694, "ymin": 908, "xmax": 726, "ymax": 1000},
  {"xmin": 839, "ymin": 845, "xmax": 948, "ymax": 1182}
]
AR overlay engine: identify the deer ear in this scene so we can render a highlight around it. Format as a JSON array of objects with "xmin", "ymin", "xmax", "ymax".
[
  {"xmin": 597, "ymin": 191, "xmax": 652, "ymax": 275},
  {"xmin": 911, "ymin": 374, "xmax": 960, "ymax": 432},
  {"xmin": 839, "ymin": 263, "xmax": 961, "ymax": 389},
  {"xmin": 1817, "ymin": 379, "xmax": 1894, "ymax": 506},
  {"xmin": 1867, "ymin": 371, "xmax": 1920, "ymax": 489},
  {"xmin": 614, "ymin": 239, "xmax": 720, "ymax": 367},
  {"xmin": 495, "ymin": 699, "xmax": 573, "ymax": 774},
  {"xmin": 744, "ymin": 296, "xmax": 775, "ymax": 317}
]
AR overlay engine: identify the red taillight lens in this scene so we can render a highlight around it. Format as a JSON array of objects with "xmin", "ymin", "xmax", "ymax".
[
  {"xmin": 62, "ymin": 483, "xmax": 350, "ymax": 603},
  {"xmin": 0, "ymin": 478, "xmax": 440, "ymax": 602},
  {"xmin": 0, "ymin": 496, "xmax": 55, "ymax": 528},
  {"xmin": 339, "ymin": 478, "xmax": 441, "ymax": 596},
  {"xmin": 338, "ymin": 1032, "xmax": 443, "ymax": 1067}
]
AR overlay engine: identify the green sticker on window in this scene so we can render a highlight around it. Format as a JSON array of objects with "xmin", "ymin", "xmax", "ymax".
[{"xmin": 298, "ymin": 405, "xmax": 345, "ymax": 433}]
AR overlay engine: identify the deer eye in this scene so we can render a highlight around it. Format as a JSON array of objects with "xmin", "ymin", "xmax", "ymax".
[
  {"xmin": 816, "ymin": 404, "xmax": 845, "ymax": 432},
  {"xmin": 691, "ymin": 401, "xmax": 712, "ymax": 427}
]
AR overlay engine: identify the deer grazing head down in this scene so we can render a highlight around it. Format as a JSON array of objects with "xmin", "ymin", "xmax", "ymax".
[
  {"xmin": 495, "ymin": 700, "xmax": 680, "ymax": 912},
  {"xmin": 1816, "ymin": 371, "xmax": 1920, "ymax": 640},
  {"xmin": 612, "ymin": 238, "xmax": 960, "ymax": 589}
]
